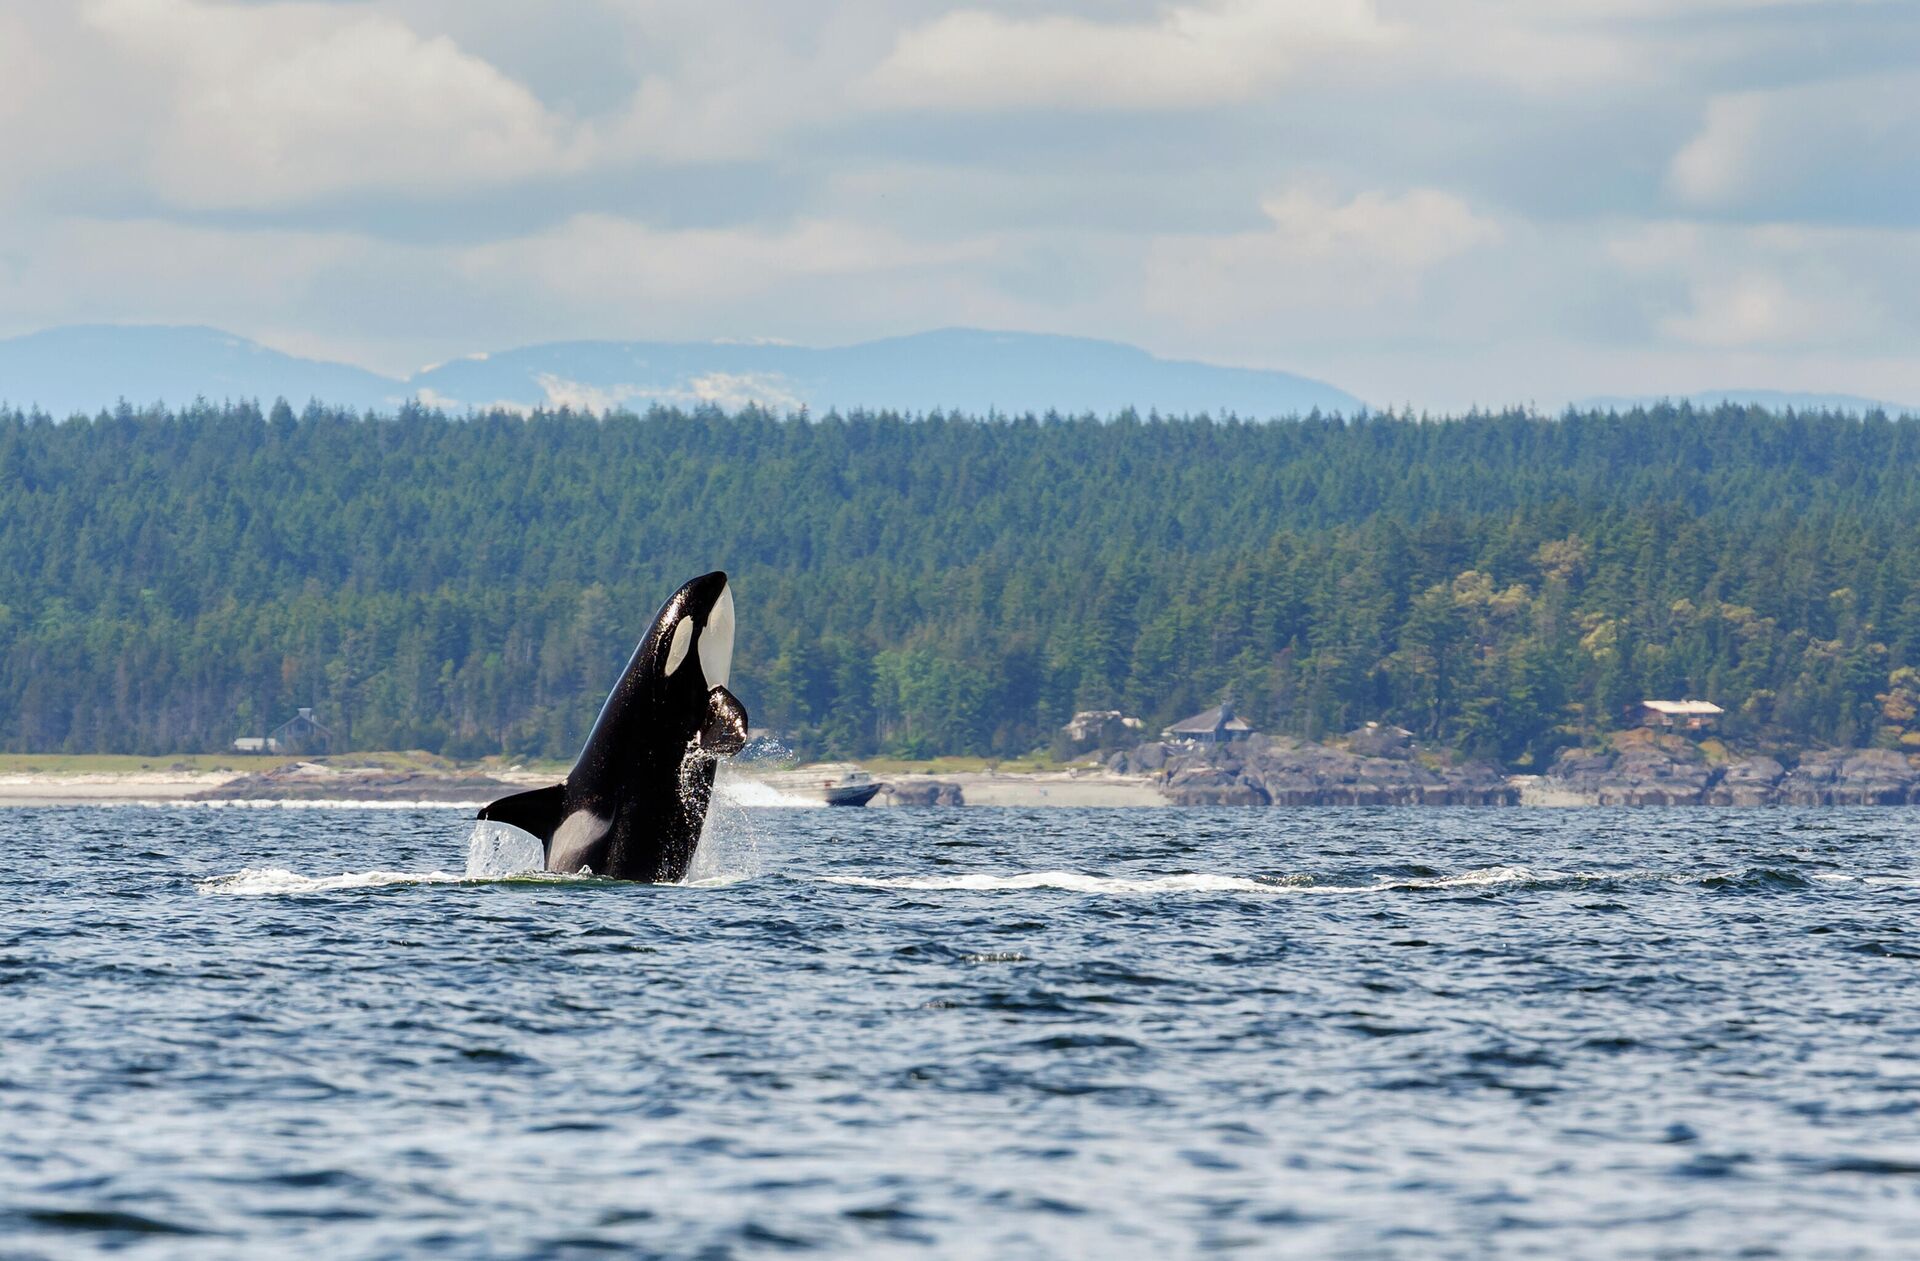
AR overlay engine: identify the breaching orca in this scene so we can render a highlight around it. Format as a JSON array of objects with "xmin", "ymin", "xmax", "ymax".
[{"xmin": 477, "ymin": 571, "xmax": 749, "ymax": 882}]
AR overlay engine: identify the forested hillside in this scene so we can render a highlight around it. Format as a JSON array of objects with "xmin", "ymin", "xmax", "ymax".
[{"xmin": 4, "ymin": 400, "xmax": 1920, "ymax": 765}]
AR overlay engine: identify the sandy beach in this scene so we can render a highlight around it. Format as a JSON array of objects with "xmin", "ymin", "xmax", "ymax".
[
  {"xmin": 880, "ymin": 770, "xmax": 1167, "ymax": 807},
  {"xmin": 0, "ymin": 772, "xmax": 244, "ymax": 807}
]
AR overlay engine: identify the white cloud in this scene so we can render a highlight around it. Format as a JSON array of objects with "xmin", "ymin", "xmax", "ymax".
[
  {"xmin": 1668, "ymin": 94, "xmax": 1764, "ymax": 207},
  {"xmin": 1659, "ymin": 272, "xmax": 1843, "ymax": 348},
  {"xmin": 1610, "ymin": 220, "xmax": 1908, "ymax": 350},
  {"xmin": 586, "ymin": 1, "xmax": 893, "ymax": 163},
  {"xmin": 1669, "ymin": 71, "xmax": 1920, "ymax": 217},
  {"xmin": 682, "ymin": 371, "xmax": 805, "ymax": 410},
  {"xmin": 4, "ymin": 0, "xmax": 1920, "ymax": 413},
  {"xmin": 83, "ymin": 0, "xmax": 586, "ymax": 209},
  {"xmin": 459, "ymin": 212, "xmax": 996, "ymax": 305},
  {"xmin": 0, "ymin": 7, "xmax": 150, "ymax": 210},
  {"xmin": 863, "ymin": 0, "xmax": 1394, "ymax": 111},
  {"xmin": 2, "ymin": 216, "xmax": 370, "ymax": 315},
  {"xmin": 1143, "ymin": 185, "xmax": 1502, "ymax": 324},
  {"xmin": 412, "ymin": 387, "xmax": 465, "ymax": 411},
  {"xmin": 534, "ymin": 370, "xmax": 804, "ymax": 413},
  {"xmin": 0, "ymin": 215, "xmax": 463, "ymax": 374}
]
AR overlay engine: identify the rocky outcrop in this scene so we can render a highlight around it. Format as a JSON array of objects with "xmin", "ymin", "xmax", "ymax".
[
  {"xmin": 885, "ymin": 780, "xmax": 966, "ymax": 806},
  {"xmin": 1708, "ymin": 757, "xmax": 1786, "ymax": 806},
  {"xmin": 1113, "ymin": 729, "xmax": 1517, "ymax": 807},
  {"xmin": 194, "ymin": 759, "xmax": 514, "ymax": 801},
  {"xmin": 1775, "ymin": 749, "xmax": 1920, "ymax": 805},
  {"xmin": 1544, "ymin": 740, "xmax": 1715, "ymax": 805},
  {"xmin": 1543, "ymin": 741, "xmax": 1920, "ymax": 806}
]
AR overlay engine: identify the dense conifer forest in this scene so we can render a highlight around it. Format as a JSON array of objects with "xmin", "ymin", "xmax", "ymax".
[{"xmin": 4, "ymin": 399, "xmax": 1920, "ymax": 765}]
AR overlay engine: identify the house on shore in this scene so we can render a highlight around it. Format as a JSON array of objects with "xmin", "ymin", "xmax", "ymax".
[
  {"xmin": 1640, "ymin": 699, "xmax": 1723, "ymax": 732},
  {"xmin": 232, "ymin": 707, "xmax": 334, "ymax": 755},
  {"xmin": 1164, "ymin": 700, "xmax": 1253, "ymax": 744}
]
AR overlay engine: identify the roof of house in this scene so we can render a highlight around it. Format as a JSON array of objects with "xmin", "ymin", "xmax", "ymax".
[
  {"xmin": 1642, "ymin": 699, "xmax": 1724, "ymax": 716},
  {"xmin": 1167, "ymin": 704, "xmax": 1253, "ymax": 734},
  {"xmin": 271, "ymin": 710, "xmax": 333, "ymax": 737}
]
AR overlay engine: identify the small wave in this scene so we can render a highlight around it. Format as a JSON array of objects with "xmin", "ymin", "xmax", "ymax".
[
  {"xmin": 817, "ymin": 863, "xmax": 1886, "ymax": 897},
  {"xmin": 815, "ymin": 868, "xmax": 1461, "ymax": 895},
  {"xmin": 121, "ymin": 798, "xmax": 486, "ymax": 810},
  {"xmin": 1365, "ymin": 864, "xmax": 1544, "ymax": 892},
  {"xmin": 197, "ymin": 866, "xmax": 472, "ymax": 895},
  {"xmin": 1815, "ymin": 874, "xmax": 1920, "ymax": 888},
  {"xmin": 824, "ymin": 871, "xmax": 1287, "ymax": 895},
  {"xmin": 200, "ymin": 864, "xmax": 750, "ymax": 895}
]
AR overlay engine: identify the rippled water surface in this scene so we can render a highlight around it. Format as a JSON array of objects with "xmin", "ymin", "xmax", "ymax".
[{"xmin": 6, "ymin": 805, "xmax": 1920, "ymax": 1258}]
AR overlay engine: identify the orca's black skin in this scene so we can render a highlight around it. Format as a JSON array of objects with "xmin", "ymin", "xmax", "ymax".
[{"xmin": 477, "ymin": 572, "xmax": 749, "ymax": 882}]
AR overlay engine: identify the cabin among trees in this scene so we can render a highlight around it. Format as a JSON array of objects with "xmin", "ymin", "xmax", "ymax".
[
  {"xmin": 273, "ymin": 708, "xmax": 333, "ymax": 754},
  {"xmin": 1640, "ymin": 700, "xmax": 1724, "ymax": 732},
  {"xmin": 1165, "ymin": 700, "xmax": 1253, "ymax": 745},
  {"xmin": 232, "ymin": 707, "xmax": 333, "ymax": 755}
]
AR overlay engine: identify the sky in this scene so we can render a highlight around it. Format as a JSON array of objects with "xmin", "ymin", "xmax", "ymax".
[{"xmin": 1, "ymin": 0, "xmax": 1916, "ymax": 411}]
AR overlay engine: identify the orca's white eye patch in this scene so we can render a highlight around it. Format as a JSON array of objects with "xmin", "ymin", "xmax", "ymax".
[
  {"xmin": 664, "ymin": 616, "xmax": 694, "ymax": 676},
  {"xmin": 699, "ymin": 583, "xmax": 734, "ymax": 688}
]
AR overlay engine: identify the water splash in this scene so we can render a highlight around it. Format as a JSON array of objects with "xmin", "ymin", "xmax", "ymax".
[
  {"xmin": 684, "ymin": 775, "xmax": 767, "ymax": 885},
  {"xmin": 466, "ymin": 819, "xmax": 546, "ymax": 877},
  {"xmin": 714, "ymin": 775, "xmax": 818, "ymax": 808}
]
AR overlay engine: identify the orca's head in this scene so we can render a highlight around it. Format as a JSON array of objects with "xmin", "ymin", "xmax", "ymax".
[{"xmin": 647, "ymin": 570, "xmax": 735, "ymax": 696}]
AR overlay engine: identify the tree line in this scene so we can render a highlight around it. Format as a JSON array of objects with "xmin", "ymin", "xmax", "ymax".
[{"xmin": 4, "ymin": 398, "xmax": 1920, "ymax": 766}]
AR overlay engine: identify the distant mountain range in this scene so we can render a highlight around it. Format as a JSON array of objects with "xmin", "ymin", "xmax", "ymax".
[
  {"xmin": 0, "ymin": 326, "xmax": 400, "ymax": 419},
  {"xmin": 4, "ymin": 325, "xmax": 1911, "ymax": 419},
  {"xmin": 0, "ymin": 325, "xmax": 1365, "ymax": 419}
]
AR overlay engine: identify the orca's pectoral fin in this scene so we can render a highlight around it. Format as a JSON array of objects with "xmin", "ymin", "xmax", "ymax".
[
  {"xmin": 477, "ymin": 783, "xmax": 567, "ymax": 850},
  {"xmin": 698, "ymin": 685, "xmax": 750, "ymax": 756}
]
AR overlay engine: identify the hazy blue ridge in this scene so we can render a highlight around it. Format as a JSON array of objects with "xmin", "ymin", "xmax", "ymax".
[
  {"xmin": 1578, "ymin": 389, "xmax": 1919, "ymax": 416},
  {"xmin": 1, "ymin": 324, "xmax": 1365, "ymax": 419},
  {"xmin": 11, "ymin": 323, "xmax": 1912, "ymax": 422},
  {"xmin": 0, "ymin": 325, "xmax": 407, "ymax": 416},
  {"xmin": 413, "ymin": 328, "xmax": 1367, "ymax": 418}
]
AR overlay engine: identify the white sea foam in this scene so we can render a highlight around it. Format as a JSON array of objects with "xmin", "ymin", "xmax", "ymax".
[
  {"xmin": 197, "ymin": 866, "xmax": 471, "ymax": 895},
  {"xmin": 1815, "ymin": 873, "xmax": 1920, "ymax": 887},
  {"xmin": 823, "ymin": 871, "xmax": 1285, "ymax": 894},
  {"xmin": 821, "ymin": 865, "xmax": 1555, "ymax": 896},
  {"xmin": 119, "ymin": 798, "xmax": 486, "ymax": 810},
  {"xmin": 818, "ymin": 863, "xmax": 1919, "ymax": 897}
]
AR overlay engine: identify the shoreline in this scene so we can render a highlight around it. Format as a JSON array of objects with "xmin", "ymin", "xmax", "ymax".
[
  {"xmin": 0, "ymin": 766, "xmax": 1173, "ymax": 808},
  {"xmin": 876, "ymin": 769, "xmax": 1167, "ymax": 808},
  {"xmin": 1, "ymin": 748, "xmax": 1913, "ymax": 809},
  {"xmin": 0, "ymin": 772, "xmax": 241, "ymax": 806},
  {"xmin": 0, "ymin": 764, "xmax": 1854, "ymax": 810}
]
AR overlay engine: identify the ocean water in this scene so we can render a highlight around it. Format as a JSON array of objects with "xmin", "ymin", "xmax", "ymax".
[{"xmin": 4, "ymin": 805, "xmax": 1920, "ymax": 1258}]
